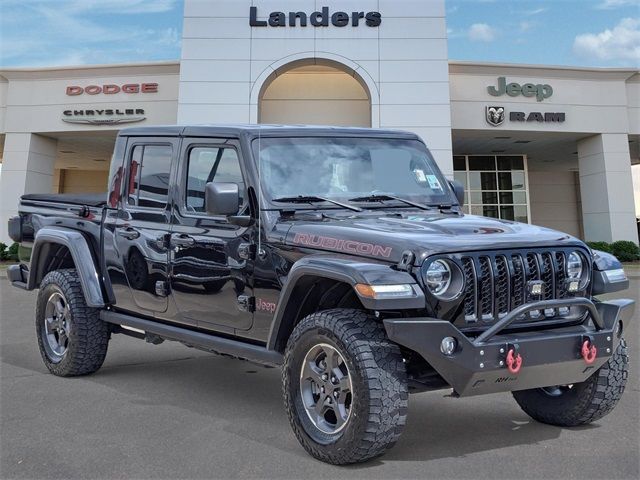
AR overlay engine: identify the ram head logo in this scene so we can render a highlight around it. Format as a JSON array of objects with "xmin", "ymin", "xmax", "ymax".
[{"xmin": 486, "ymin": 106, "xmax": 505, "ymax": 127}]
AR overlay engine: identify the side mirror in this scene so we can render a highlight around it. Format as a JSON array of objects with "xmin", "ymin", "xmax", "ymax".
[
  {"xmin": 205, "ymin": 182, "xmax": 240, "ymax": 216},
  {"xmin": 448, "ymin": 180, "xmax": 465, "ymax": 206}
]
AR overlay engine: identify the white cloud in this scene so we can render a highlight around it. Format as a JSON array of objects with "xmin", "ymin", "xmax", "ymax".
[
  {"xmin": 0, "ymin": 0, "xmax": 181, "ymax": 67},
  {"xmin": 525, "ymin": 7, "xmax": 547, "ymax": 15},
  {"xmin": 573, "ymin": 17, "xmax": 640, "ymax": 64},
  {"xmin": 596, "ymin": 0, "xmax": 638, "ymax": 9},
  {"xmin": 468, "ymin": 23, "xmax": 496, "ymax": 42},
  {"xmin": 519, "ymin": 21, "xmax": 536, "ymax": 32}
]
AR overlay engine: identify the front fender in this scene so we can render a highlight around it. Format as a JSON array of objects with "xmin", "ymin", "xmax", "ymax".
[
  {"xmin": 266, "ymin": 255, "xmax": 424, "ymax": 351},
  {"xmin": 28, "ymin": 226, "xmax": 105, "ymax": 308}
]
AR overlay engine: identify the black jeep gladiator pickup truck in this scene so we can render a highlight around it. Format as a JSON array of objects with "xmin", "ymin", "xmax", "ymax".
[{"xmin": 7, "ymin": 125, "xmax": 634, "ymax": 464}]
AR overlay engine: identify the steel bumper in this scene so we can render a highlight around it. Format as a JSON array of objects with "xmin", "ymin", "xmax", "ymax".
[{"xmin": 384, "ymin": 298, "xmax": 635, "ymax": 397}]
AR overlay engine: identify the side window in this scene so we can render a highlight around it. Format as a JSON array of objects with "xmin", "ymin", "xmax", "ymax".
[
  {"xmin": 127, "ymin": 144, "xmax": 172, "ymax": 208},
  {"xmin": 186, "ymin": 147, "xmax": 244, "ymax": 213}
]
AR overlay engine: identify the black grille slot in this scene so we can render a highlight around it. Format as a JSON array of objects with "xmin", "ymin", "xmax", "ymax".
[
  {"xmin": 526, "ymin": 253, "xmax": 539, "ymax": 281},
  {"xmin": 456, "ymin": 248, "xmax": 587, "ymax": 325},
  {"xmin": 555, "ymin": 251, "xmax": 567, "ymax": 298},
  {"xmin": 462, "ymin": 258, "xmax": 476, "ymax": 322},
  {"xmin": 495, "ymin": 256, "xmax": 509, "ymax": 316},
  {"xmin": 478, "ymin": 257, "xmax": 494, "ymax": 321},
  {"xmin": 512, "ymin": 254, "xmax": 525, "ymax": 308},
  {"xmin": 540, "ymin": 253, "xmax": 554, "ymax": 300}
]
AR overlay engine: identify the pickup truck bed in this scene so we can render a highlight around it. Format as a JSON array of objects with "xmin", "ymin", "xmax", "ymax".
[{"xmin": 21, "ymin": 192, "xmax": 107, "ymax": 207}]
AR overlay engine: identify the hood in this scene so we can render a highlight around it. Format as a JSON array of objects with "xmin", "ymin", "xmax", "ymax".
[{"xmin": 282, "ymin": 212, "xmax": 584, "ymax": 264}]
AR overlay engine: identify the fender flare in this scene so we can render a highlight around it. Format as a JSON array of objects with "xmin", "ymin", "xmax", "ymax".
[
  {"xmin": 28, "ymin": 226, "xmax": 105, "ymax": 308},
  {"xmin": 266, "ymin": 255, "xmax": 424, "ymax": 351}
]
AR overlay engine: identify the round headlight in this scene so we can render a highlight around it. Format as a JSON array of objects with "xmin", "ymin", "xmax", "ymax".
[
  {"xmin": 425, "ymin": 260, "xmax": 452, "ymax": 296},
  {"xmin": 567, "ymin": 251, "xmax": 583, "ymax": 279}
]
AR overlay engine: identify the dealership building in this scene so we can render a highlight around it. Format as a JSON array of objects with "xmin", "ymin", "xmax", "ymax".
[{"xmin": 0, "ymin": 0, "xmax": 638, "ymax": 244}]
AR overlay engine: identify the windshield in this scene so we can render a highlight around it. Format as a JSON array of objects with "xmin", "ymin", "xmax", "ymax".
[{"xmin": 253, "ymin": 137, "xmax": 454, "ymax": 206}]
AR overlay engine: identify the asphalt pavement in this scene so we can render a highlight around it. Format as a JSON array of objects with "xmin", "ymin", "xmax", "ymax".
[{"xmin": 1, "ymin": 271, "xmax": 638, "ymax": 479}]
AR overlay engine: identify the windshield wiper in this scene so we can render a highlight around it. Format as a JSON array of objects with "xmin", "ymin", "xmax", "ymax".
[
  {"xmin": 272, "ymin": 195, "xmax": 363, "ymax": 212},
  {"xmin": 348, "ymin": 194, "xmax": 431, "ymax": 211}
]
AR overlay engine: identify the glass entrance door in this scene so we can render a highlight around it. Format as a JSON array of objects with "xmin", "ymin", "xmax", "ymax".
[{"xmin": 453, "ymin": 155, "xmax": 530, "ymax": 223}]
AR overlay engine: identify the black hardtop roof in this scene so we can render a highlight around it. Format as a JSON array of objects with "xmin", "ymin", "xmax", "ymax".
[{"xmin": 118, "ymin": 124, "xmax": 422, "ymax": 140}]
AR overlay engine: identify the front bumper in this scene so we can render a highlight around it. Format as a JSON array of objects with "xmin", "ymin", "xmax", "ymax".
[{"xmin": 384, "ymin": 297, "xmax": 634, "ymax": 397}]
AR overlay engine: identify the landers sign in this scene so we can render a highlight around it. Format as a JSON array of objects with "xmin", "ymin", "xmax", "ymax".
[{"xmin": 249, "ymin": 6, "xmax": 382, "ymax": 27}]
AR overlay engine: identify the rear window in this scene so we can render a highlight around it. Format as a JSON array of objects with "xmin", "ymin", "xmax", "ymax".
[{"xmin": 127, "ymin": 145, "xmax": 172, "ymax": 208}]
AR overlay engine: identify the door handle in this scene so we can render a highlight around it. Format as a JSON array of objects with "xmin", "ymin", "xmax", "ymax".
[
  {"xmin": 171, "ymin": 234, "xmax": 196, "ymax": 248},
  {"xmin": 117, "ymin": 227, "xmax": 140, "ymax": 240}
]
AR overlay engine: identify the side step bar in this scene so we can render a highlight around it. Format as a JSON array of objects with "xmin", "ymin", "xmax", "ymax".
[{"xmin": 100, "ymin": 310, "xmax": 283, "ymax": 367}]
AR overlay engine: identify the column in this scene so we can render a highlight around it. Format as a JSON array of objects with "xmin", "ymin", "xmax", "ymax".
[
  {"xmin": 577, "ymin": 133, "xmax": 638, "ymax": 243},
  {"xmin": 0, "ymin": 133, "xmax": 57, "ymax": 242}
]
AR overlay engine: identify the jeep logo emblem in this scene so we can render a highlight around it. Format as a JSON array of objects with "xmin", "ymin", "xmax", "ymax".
[{"xmin": 488, "ymin": 77, "xmax": 553, "ymax": 102}]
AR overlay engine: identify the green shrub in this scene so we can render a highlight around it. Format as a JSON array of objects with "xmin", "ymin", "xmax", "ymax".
[
  {"xmin": 7, "ymin": 242, "xmax": 19, "ymax": 261},
  {"xmin": 610, "ymin": 240, "xmax": 640, "ymax": 262},
  {"xmin": 0, "ymin": 242, "xmax": 7, "ymax": 261},
  {"xmin": 586, "ymin": 241, "xmax": 612, "ymax": 253}
]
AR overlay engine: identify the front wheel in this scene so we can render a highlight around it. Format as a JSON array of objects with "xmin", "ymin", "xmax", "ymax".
[
  {"xmin": 283, "ymin": 309, "xmax": 408, "ymax": 465},
  {"xmin": 512, "ymin": 338, "xmax": 628, "ymax": 426}
]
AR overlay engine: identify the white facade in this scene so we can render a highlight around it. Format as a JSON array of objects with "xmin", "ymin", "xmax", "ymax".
[
  {"xmin": 178, "ymin": 0, "xmax": 453, "ymax": 177},
  {"xmin": 0, "ymin": 0, "xmax": 638, "ymax": 245}
]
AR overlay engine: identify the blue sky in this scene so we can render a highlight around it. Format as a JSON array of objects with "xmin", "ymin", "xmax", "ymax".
[{"xmin": 0, "ymin": 0, "xmax": 638, "ymax": 68}]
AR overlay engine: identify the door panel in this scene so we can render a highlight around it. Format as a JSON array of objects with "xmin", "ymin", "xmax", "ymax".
[
  {"xmin": 169, "ymin": 139, "xmax": 254, "ymax": 331},
  {"xmin": 109, "ymin": 139, "xmax": 178, "ymax": 316}
]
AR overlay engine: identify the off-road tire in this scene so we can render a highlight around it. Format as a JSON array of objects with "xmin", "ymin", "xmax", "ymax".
[
  {"xmin": 283, "ymin": 309, "xmax": 408, "ymax": 465},
  {"xmin": 36, "ymin": 269, "xmax": 110, "ymax": 376},
  {"xmin": 512, "ymin": 338, "xmax": 628, "ymax": 426}
]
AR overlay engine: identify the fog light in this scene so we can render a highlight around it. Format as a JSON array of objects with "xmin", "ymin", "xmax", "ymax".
[
  {"xmin": 527, "ymin": 280, "xmax": 544, "ymax": 297},
  {"xmin": 567, "ymin": 280, "xmax": 580, "ymax": 293},
  {"xmin": 440, "ymin": 337, "xmax": 457, "ymax": 355}
]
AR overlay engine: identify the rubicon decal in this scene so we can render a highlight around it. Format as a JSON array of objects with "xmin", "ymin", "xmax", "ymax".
[
  {"xmin": 293, "ymin": 233, "xmax": 392, "ymax": 258},
  {"xmin": 62, "ymin": 108, "xmax": 146, "ymax": 125}
]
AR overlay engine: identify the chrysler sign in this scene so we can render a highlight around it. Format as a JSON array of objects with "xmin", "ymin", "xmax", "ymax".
[{"xmin": 62, "ymin": 108, "xmax": 146, "ymax": 125}]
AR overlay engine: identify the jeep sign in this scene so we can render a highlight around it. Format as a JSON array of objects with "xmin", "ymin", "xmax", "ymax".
[{"xmin": 488, "ymin": 77, "xmax": 553, "ymax": 102}]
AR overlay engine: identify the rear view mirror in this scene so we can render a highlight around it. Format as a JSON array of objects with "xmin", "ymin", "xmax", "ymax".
[
  {"xmin": 205, "ymin": 182, "xmax": 240, "ymax": 216},
  {"xmin": 448, "ymin": 180, "xmax": 465, "ymax": 206}
]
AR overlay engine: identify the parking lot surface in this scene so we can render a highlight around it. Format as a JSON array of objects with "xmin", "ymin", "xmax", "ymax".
[{"xmin": 1, "ymin": 273, "xmax": 638, "ymax": 480}]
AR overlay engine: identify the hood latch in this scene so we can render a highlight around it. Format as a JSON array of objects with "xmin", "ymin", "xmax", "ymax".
[{"xmin": 397, "ymin": 250, "xmax": 415, "ymax": 273}]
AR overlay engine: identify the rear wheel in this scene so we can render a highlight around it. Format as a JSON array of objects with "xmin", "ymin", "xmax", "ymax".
[
  {"xmin": 283, "ymin": 309, "xmax": 408, "ymax": 465},
  {"xmin": 512, "ymin": 338, "xmax": 628, "ymax": 426},
  {"xmin": 36, "ymin": 269, "xmax": 110, "ymax": 376}
]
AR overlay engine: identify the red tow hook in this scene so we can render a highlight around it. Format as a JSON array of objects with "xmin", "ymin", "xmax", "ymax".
[
  {"xmin": 505, "ymin": 347, "xmax": 523, "ymax": 374},
  {"xmin": 581, "ymin": 339, "xmax": 597, "ymax": 364}
]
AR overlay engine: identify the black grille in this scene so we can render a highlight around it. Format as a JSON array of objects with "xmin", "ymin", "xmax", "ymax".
[{"xmin": 453, "ymin": 248, "xmax": 589, "ymax": 324}]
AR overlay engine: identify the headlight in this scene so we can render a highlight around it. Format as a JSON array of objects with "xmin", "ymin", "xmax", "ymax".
[
  {"xmin": 567, "ymin": 251, "xmax": 584, "ymax": 279},
  {"xmin": 422, "ymin": 259, "xmax": 466, "ymax": 301},
  {"xmin": 425, "ymin": 260, "xmax": 451, "ymax": 296}
]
